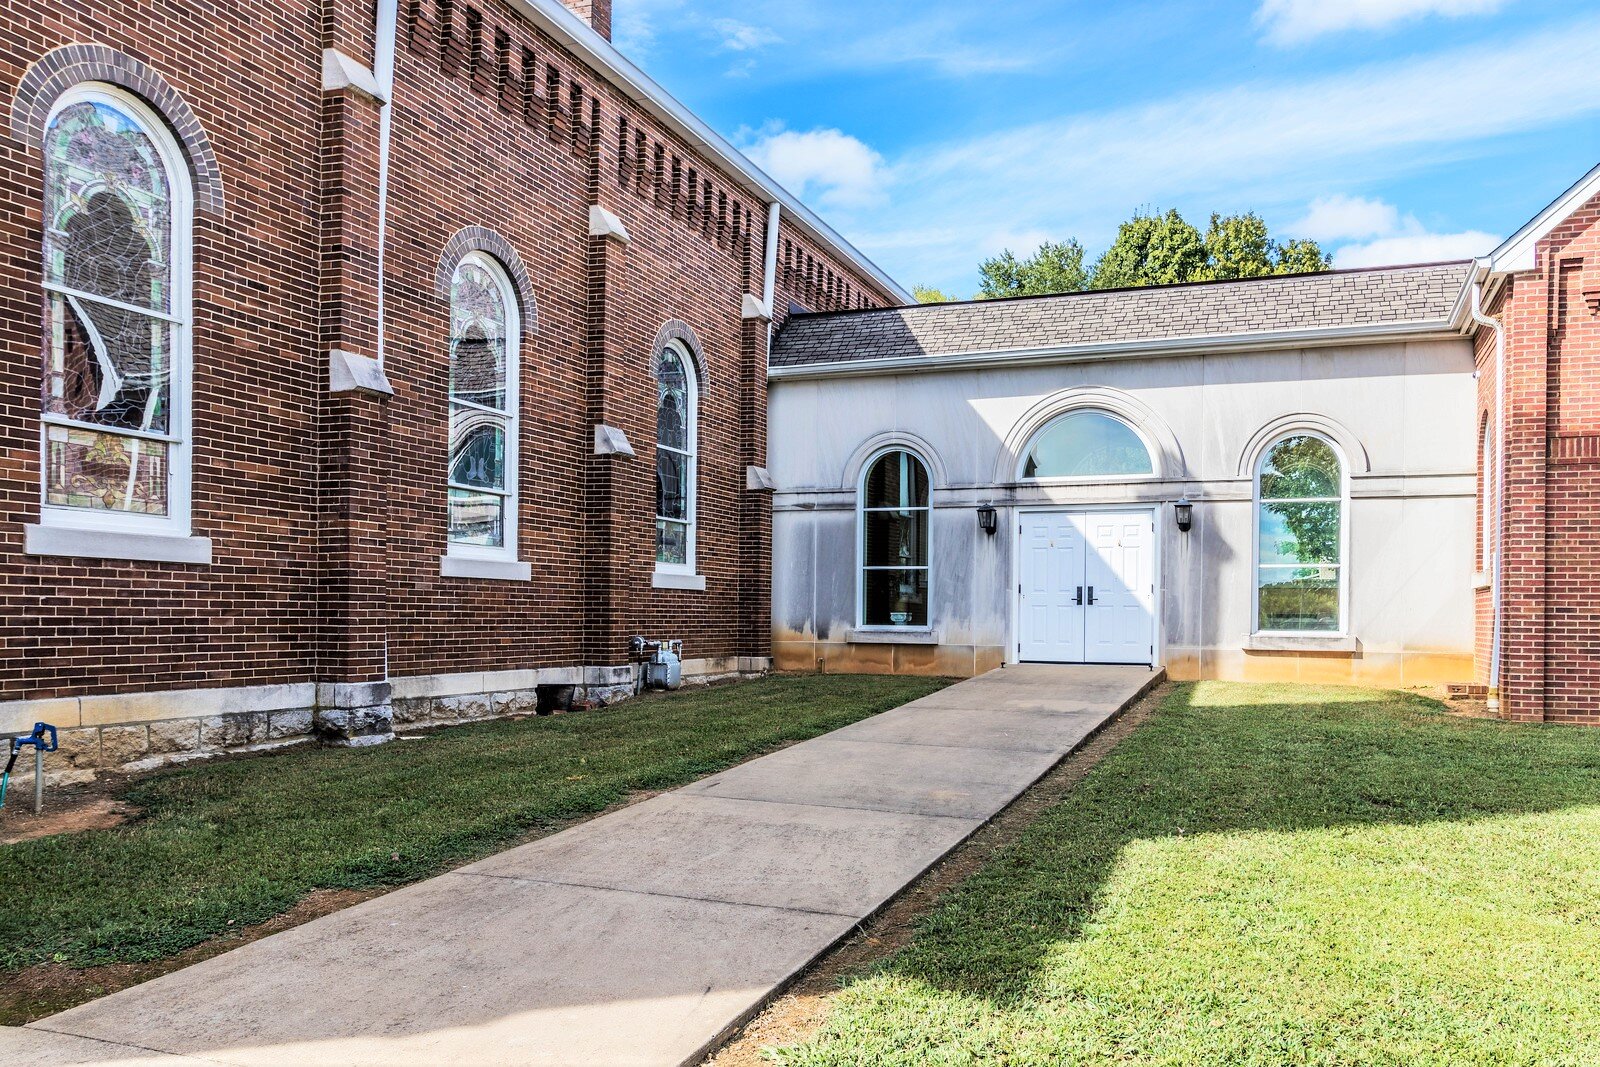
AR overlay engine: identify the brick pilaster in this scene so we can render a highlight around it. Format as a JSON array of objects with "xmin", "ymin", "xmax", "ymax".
[{"xmin": 316, "ymin": 4, "xmax": 395, "ymax": 741}]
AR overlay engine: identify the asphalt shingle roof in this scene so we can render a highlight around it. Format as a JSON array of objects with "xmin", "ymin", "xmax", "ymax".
[{"xmin": 770, "ymin": 261, "xmax": 1472, "ymax": 370}]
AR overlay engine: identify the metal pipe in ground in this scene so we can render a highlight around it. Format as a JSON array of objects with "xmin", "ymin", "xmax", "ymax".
[{"xmin": 34, "ymin": 746, "xmax": 43, "ymax": 814}]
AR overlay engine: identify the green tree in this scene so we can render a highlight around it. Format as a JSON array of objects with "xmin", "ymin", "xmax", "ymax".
[
  {"xmin": 1089, "ymin": 210, "xmax": 1207, "ymax": 289},
  {"xmin": 912, "ymin": 285, "xmax": 963, "ymax": 304},
  {"xmin": 1200, "ymin": 212, "xmax": 1332, "ymax": 280},
  {"xmin": 978, "ymin": 239, "xmax": 1090, "ymax": 299}
]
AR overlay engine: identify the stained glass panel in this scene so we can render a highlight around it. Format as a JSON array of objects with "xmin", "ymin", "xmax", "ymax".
[
  {"xmin": 42, "ymin": 98, "xmax": 178, "ymax": 518},
  {"xmin": 657, "ymin": 351, "xmax": 688, "ymax": 451},
  {"xmin": 657, "ymin": 449, "xmax": 688, "ymax": 522},
  {"xmin": 43, "ymin": 102, "xmax": 171, "ymax": 312},
  {"xmin": 449, "ymin": 415, "xmax": 506, "ymax": 491},
  {"xmin": 449, "ymin": 488, "xmax": 505, "ymax": 549},
  {"xmin": 449, "ymin": 261, "xmax": 508, "ymax": 411},
  {"xmin": 657, "ymin": 519, "xmax": 688, "ymax": 566},
  {"xmin": 45, "ymin": 425, "xmax": 169, "ymax": 515}
]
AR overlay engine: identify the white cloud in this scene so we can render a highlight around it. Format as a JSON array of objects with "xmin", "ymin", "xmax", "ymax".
[
  {"xmin": 1288, "ymin": 195, "xmax": 1405, "ymax": 241},
  {"xmin": 711, "ymin": 18, "xmax": 781, "ymax": 52},
  {"xmin": 849, "ymin": 19, "xmax": 1600, "ymax": 290},
  {"xmin": 612, "ymin": 0, "xmax": 683, "ymax": 56},
  {"xmin": 1286, "ymin": 195, "xmax": 1493, "ymax": 266},
  {"xmin": 1256, "ymin": 0, "xmax": 1506, "ymax": 45},
  {"xmin": 1331, "ymin": 230, "xmax": 1498, "ymax": 267},
  {"xmin": 741, "ymin": 125, "xmax": 890, "ymax": 210}
]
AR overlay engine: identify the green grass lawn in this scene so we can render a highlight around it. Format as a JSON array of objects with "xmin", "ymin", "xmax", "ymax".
[
  {"xmin": 777, "ymin": 682, "xmax": 1600, "ymax": 1067},
  {"xmin": 0, "ymin": 673, "xmax": 948, "ymax": 973}
]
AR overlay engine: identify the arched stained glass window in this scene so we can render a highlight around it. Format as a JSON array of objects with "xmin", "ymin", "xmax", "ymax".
[
  {"xmin": 42, "ymin": 87, "xmax": 188, "ymax": 522},
  {"xmin": 1255, "ymin": 434, "xmax": 1345, "ymax": 633},
  {"xmin": 447, "ymin": 254, "xmax": 519, "ymax": 555},
  {"xmin": 655, "ymin": 343, "xmax": 697, "ymax": 571},
  {"xmin": 859, "ymin": 450, "xmax": 931, "ymax": 628},
  {"xmin": 1020, "ymin": 411, "xmax": 1154, "ymax": 479}
]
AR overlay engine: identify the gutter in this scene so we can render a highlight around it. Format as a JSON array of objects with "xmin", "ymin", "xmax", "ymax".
[
  {"xmin": 1468, "ymin": 269, "xmax": 1507, "ymax": 713},
  {"xmin": 505, "ymin": 0, "xmax": 913, "ymax": 305},
  {"xmin": 768, "ymin": 319, "xmax": 1462, "ymax": 381}
]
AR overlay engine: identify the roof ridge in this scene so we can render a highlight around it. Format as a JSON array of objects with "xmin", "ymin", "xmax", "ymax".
[{"xmin": 789, "ymin": 259, "xmax": 1474, "ymax": 321}]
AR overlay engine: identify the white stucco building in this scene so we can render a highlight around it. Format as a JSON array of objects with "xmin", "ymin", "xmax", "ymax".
[{"xmin": 768, "ymin": 261, "xmax": 1478, "ymax": 686}]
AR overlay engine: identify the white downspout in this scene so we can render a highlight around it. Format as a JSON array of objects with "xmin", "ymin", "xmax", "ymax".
[
  {"xmin": 1469, "ymin": 277, "xmax": 1506, "ymax": 712},
  {"xmin": 763, "ymin": 201, "xmax": 781, "ymax": 346},
  {"xmin": 374, "ymin": 0, "xmax": 398, "ymax": 683},
  {"xmin": 374, "ymin": 0, "xmax": 399, "ymax": 368}
]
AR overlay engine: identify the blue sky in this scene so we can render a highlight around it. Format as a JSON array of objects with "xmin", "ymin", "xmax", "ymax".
[{"xmin": 614, "ymin": 0, "xmax": 1600, "ymax": 296}]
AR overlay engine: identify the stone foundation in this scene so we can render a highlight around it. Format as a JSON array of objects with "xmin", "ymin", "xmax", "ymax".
[{"xmin": 1, "ymin": 657, "xmax": 771, "ymax": 786}]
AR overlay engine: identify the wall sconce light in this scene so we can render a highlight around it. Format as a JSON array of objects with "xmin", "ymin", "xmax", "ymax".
[
  {"xmin": 1174, "ymin": 496, "xmax": 1194, "ymax": 533},
  {"xmin": 977, "ymin": 504, "xmax": 998, "ymax": 536}
]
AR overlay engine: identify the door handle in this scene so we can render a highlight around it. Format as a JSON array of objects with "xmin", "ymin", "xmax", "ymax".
[
  {"xmin": 1073, "ymin": 587, "xmax": 1084, "ymax": 606},
  {"xmin": 1087, "ymin": 586, "xmax": 1097, "ymax": 606}
]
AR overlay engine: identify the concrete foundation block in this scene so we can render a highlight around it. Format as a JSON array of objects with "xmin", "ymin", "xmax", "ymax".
[
  {"xmin": 201, "ymin": 711, "xmax": 264, "ymax": 750},
  {"xmin": 493, "ymin": 690, "xmax": 540, "ymax": 717},
  {"xmin": 266, "ymin": 709, "xmax": 314, "ymax": 741},
  {"xmin": 432, "ymin": 694, "xmax": 495, "ymax": 723},
  {"xmin": 100, "ymin": 725, "xmax": 150, "ymax": 765},
  {"xmin": 149, "ymin": 719, "xmax": 204, "ymax": 755},
  {"xmin": 391, "ymin": 697, "xmax": 432, "ymax": 726}
]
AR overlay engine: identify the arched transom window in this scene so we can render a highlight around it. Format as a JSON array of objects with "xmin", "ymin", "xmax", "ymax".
[
  {"xmin": 1020, "ymin": 410, "xmax": 1154, "ymax": 479},
  {"xmin": 447, "ymin": 253, "xmax": 519, "ymax": 557},
  {"xmin": 1256, "ymin": 434, "xmax": 1345, "ymax": 633},
  {"xmin": 42, "ymin": 86, "xmax": 191, "ymax": 528},
  {"xmin": 859, "ymin": 450, "xmax": 931, "ymax": 628},
  {"xmin": 655, "ymin": 342, "xmax": 697, "ymax": 572}
]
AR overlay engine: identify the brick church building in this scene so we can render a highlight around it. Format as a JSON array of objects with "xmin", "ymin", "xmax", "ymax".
[{"xmin": 1, "ymin": 0, "xmax": 1597, "ymax": 778}]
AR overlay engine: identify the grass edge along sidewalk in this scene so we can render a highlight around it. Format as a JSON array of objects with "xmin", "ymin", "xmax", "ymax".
[
  {"xmin": 0, "ymin": 674, "xmax": 950, "ymax": 978},
  {"xmin": 770, "ymin": 681, "xmax": 1600, "ymax": 1067}
]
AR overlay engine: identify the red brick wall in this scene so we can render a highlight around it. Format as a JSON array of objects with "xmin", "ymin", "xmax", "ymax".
[
  {"xmin": 0, "ymin": 0, "xmax": 899, "ymax": 703},
  {"xmin": 1478, "ymin": 189, "xmax": 1600, "ymax": 724},
  {"xmin": 0, "ymin": 2, "xmax": 327, "ymax": 699}
]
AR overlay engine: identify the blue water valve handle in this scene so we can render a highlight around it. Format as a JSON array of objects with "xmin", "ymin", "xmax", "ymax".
[{"xmin": 23, "ymin": 722, "xmax": 58, "ymax": 752}]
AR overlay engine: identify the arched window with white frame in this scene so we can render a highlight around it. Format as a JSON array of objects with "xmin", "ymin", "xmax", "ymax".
[
  {"xmin": 1255, "ymin": 433, "xmax": 1346, "ymax": 633},
  {"xmin": 858, "ymin": 449, "xmax": 931, "ymax": 629},
  {"xmin": 655, "ymin": 342, "xmax": 697, "ymax": 573},
  {"xmin": 447, "ymin": 253, "xmax": 519, "ymax": 558},
  {"xmin": 1018, "ymin": 409, "xmax": 1155, "ymax": 480},
  {"xmin": 41, "ymin": 84, "xmax": 192, "ymax": 532}
]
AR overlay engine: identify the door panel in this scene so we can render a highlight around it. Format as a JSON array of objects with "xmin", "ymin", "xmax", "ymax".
[
  {"xmin": 1082, "ymin": 512, "xmax": 1155, "ymax": 664},
  {"xmin": 1017, "ymin": 513, "xmax": 1085, "ymax": 663},
  {"xmin": 1017, "ymin": 510, "xmax": 1154, "ymax": 665}
]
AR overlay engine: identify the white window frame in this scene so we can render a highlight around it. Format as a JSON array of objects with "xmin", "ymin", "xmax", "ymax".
[
  {"xmin": 445, "ymin": 251, "xmax": 521, "ymax": 567},
  {"xmin": 1014, "ymin": 408, "xmax": 1157, "ymax": 483},
  {"xmin": 856, "ymin": 447, "xmax": 933, "ymax": 632},
  {"xmin": 37, "ymin": 83, "xmax": 194, "ymax": 541},
  {"xmin": 654, "ymin": 339, "xmax": 698, "ymax": 578},
  {"xmin": 1251, "ymin": 431, "xmax": 1349, "ymax": 637}
]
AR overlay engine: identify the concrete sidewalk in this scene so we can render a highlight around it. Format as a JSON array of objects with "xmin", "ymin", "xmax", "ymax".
[{"xmin": 5, "ymin": 664, "xmax": 1158, "ymax": 1067}]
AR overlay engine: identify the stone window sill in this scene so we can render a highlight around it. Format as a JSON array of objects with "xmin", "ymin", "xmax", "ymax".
[
  {"xmin": 652, "ymin": 571, "xmax": 707, "ymax": 591},
  {"xmin": 25, "ymin": 524, "xmax": 212, "ymax": 565},
  {"xmin": 847, "ymin": 628, "xmax": 939, "ymax": 645},
  {"xmin": 439, "ymin": 555, "xmax": 532, "ymax": 582},
  {"xmin": 1243, "ymin": 633, "xmax": 1359, "ymax": 654}
]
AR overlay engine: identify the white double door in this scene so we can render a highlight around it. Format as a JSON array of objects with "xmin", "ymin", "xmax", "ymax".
[{"xmin": 1018, "ymin": 510, "xmax": 1155, "ymax": 665}]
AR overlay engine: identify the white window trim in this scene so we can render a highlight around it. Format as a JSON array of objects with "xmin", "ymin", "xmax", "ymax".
[
  {"xmin": 444, "ymin": 251, "xmax": 522, "ymax": 571},
  {"xmin": 856, "ymin": 447, "xmax": 933, "ymax": 632},
  {"xmin": 654, "ymin": 339, "xmax": 699, "ymax": 578},
  {"xmin": 1251, "ymin": 431, "xmax": 1350, "ymax": 638},
  {"xmin": 37, "ymin": 84, "xmax": 196, "ymax": 547},
  {"xmin": 1014, "ymin": 408, "xmax": 1157, "ymax": 483}
]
